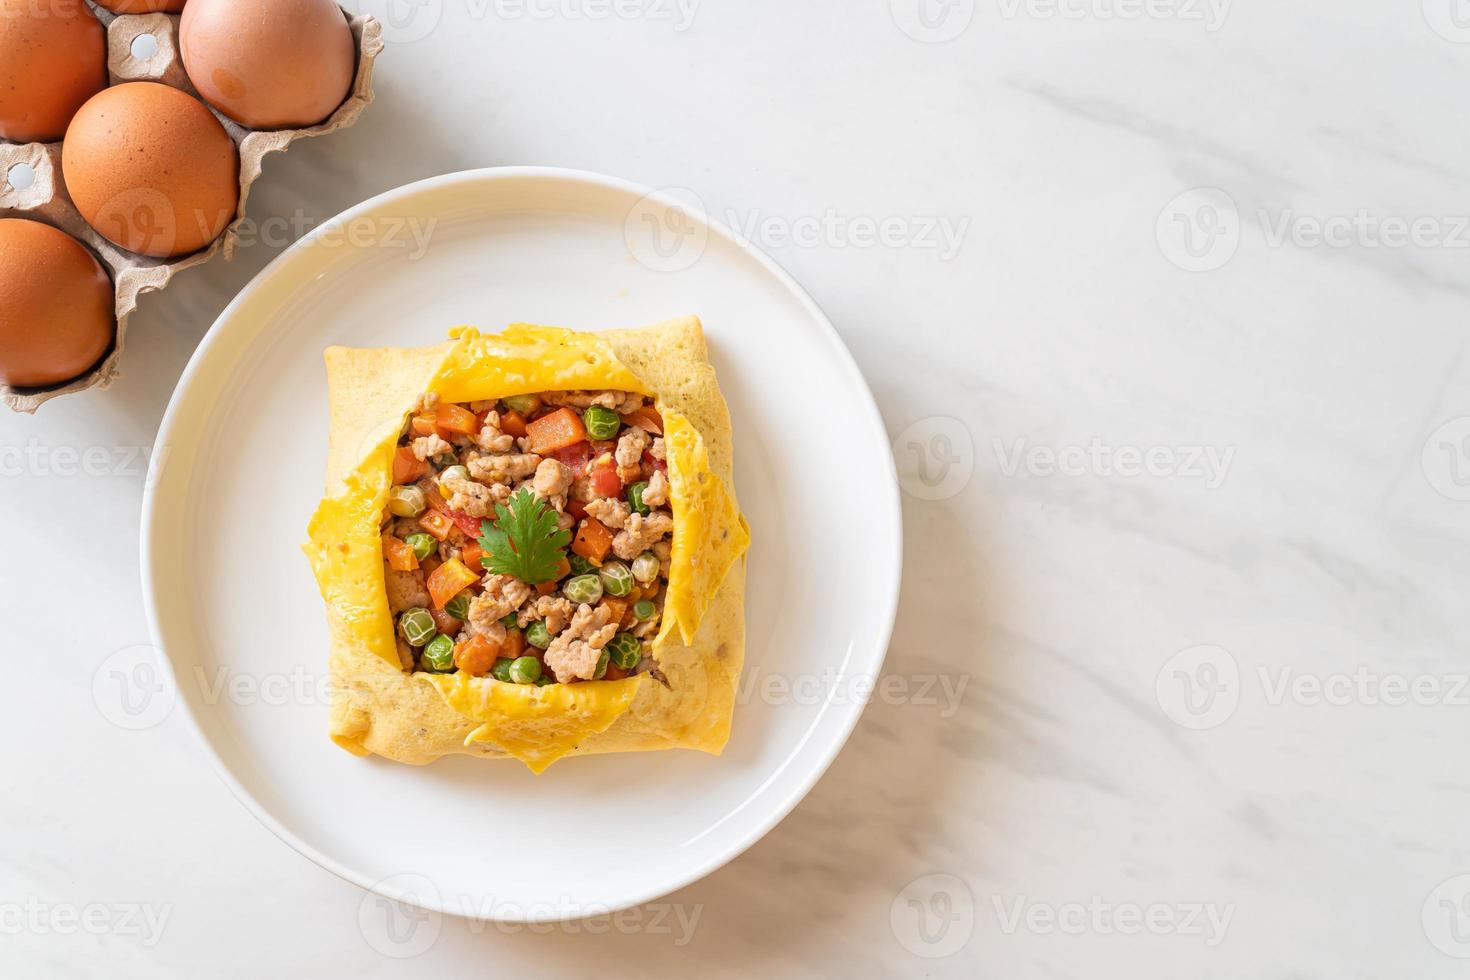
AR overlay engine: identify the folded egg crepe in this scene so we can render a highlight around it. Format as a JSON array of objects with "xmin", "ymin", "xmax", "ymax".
[{"xmin": 304, "ymin": 316, "xmax": 749, "ymax": 773}]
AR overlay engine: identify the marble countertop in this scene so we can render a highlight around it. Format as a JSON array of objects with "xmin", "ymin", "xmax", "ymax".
[{"xmin": 6, "ymin": 1, "xmax": 1470, "ymax": 976}]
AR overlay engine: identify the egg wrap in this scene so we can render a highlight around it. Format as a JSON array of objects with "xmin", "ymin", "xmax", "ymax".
[{"xmin": 304, "ymin": 317, "xmax": 749, "ymax": 773}]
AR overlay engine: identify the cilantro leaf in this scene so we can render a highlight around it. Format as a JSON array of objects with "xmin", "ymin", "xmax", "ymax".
[{"xmin": 478, "ymin": 486, "xmax": 572, "ymax": 584}]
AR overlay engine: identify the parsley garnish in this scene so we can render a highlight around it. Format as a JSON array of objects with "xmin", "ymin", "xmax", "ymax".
[{"xmin": 478, "ymin": 487, "xmax": 571, "ymax": 584}]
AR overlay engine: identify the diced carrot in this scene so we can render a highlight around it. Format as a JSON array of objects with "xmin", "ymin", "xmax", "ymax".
[
  {"xmin": 460, "ymin": 540, "xmax": 484, "ymax": 572},
  {"xmin": 599, "ymin": 596, "xmax": 630, "ymax": 626},
  {"xmin": 502, "ymin": 629, "xmax": 526, "ymax": 660},
  {"xmin": 500, "ymin": 410, "xmax": 528, "ymax": 438},
  {"xmin": 454, "ymin": 634, "xmax": 500, "ymax": 676},
  {"xmin": 417, "ymin": 478, "xmax": 450, "ymax": 513},
  {"xmin": 526, "ymin": 407, "xmax": 588, "ymax": 454},
  {"xmin": 435, "ymin": 403, "xmax": 479, "ymax": 436},
  {"xmin": 420, "ymin": 510, "xmax": 454, "ymax": 541},
  {"xmin": 393, "ymin": 446, "xmax": 428, "ymax": 484},
  {"xmin": 553, "ymin": 554, "xmax": 571, "ymax": 579},
  {"xmin": 382, "ymin": 534, "xmax": 419, "ymax": 572},
  {"xmin": 571, "ymin": 517, "xmax": 614, "ymax": 564},
  {"xmin": 603, "ymin": 664, "xmax": 629, "ymax": 681},
  {"xmin": 410, "ymin": 414, "xmax": 438, "ymax": 437},
  {"xmin": 430, "ymin": 607, "xmax": 462, "ymax": 635},
  {"xmin": 427, "ymin": 558, "xmax": 479, "ymax": 609},
  {"xmin": 619, "ymin": 406, "xmax": 663, "ymax": 435},
  {"xmin": 421, "ymin": 555, "xmax": 442, "ymax": 576},
  {"xmin": 535, "ymin": 580, "xmax": 559, "ymax": 596}
]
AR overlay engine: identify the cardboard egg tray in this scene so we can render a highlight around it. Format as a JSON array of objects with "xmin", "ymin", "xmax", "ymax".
[{"xmin": 0, "ymin": 5, "xmax": 384, "ymax": 414}]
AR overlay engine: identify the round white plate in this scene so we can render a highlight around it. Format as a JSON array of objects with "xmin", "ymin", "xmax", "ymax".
[{"xmin": 141, "ymin": 167, "xmax": 901, "ymax": 922}]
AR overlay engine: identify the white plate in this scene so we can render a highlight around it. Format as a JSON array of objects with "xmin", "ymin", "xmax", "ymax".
[{"xmin": 141, "ymin": 168, "xmax": 901, "ymax": 922}]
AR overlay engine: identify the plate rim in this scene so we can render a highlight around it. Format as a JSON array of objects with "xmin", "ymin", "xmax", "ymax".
[{"xmin": 139, "ymin": 165, "xmax": 903, "ymax": 921}]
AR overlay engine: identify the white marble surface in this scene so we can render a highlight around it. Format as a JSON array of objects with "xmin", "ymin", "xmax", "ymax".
[{"xmin": 5, "ymin": 1, "xmax": 1470, "ymax": 976}]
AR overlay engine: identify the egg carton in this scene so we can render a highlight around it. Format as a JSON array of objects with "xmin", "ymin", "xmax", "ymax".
[{"xmin": 0, "ymin": 5, "xmax": 384, "ymax": 414}]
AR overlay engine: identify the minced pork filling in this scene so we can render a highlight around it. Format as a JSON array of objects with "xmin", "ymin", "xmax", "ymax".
[{"xmin": 379, "ymin": 390, "xmax": 672, "ymax": 686}]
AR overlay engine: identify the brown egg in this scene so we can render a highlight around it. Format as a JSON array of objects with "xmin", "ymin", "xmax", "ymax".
[
  {"xmin": 63, "ymin": 83, "xmax": 239, "ymax": 258},
  {"xmin": 0, "ymin": 219, "xmax": 115, "ymax": 388},
  {"xmin": 181, "ymin": 0, "xmax": 355, "ymax": 129},
  {"xmin": 0, "ymin": 0, "xmax": 107, "ymax": 143},
  {"xmin": 93, "ymin": 0, "xmax": 187, "ymax": 11}
]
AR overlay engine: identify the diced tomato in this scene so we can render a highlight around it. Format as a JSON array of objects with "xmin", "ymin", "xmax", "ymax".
[
  {"xmin": 427, "ymin": 558, "xmax": 480, "ymax": 609},
  {"xmin": 571, "ymin": 517, "xmax": 614, "ymax": 564},
  {"xmin": 590, "ymin": 439, "xmax": 617, "ymax": 455},
  {"xmin": 550, "ymin": 440, "xmax": 593, "ymax": 473},
  {"xmin": 392, "ymin": 446, "xmax": 428, "ymax": 484},
  {"xmin": 499, "ymin": 410, "xmax": 528, "ymax": 438},
  {"xmin": 435, "ymin": 403, "xmax": 479, "ymax": 436},
  {"xmin": 454, "ymin": 634, "xmax": 500, "ymax": 676},
  {"xmin": 448, "ymin": 509, "xmax": 484, "ymax": 538},
  {"xmin": 602, "ymin": 664, "xmax": 629, "ymax": 681},
  {"xmin": 620, "ymin": 405, "xmax": 663, "ymax": 435},
  {"xmin": 566, "ymin": 497, "xmax": 588, "ymax": 520},
  {"xmin": 460, "ymin": 540, "xmax": 484, "ymax": 572},
  {"xmin": 382, "ymin": 534, "xmax": 419, "ymax": 572},
  {"xmin": 527, "ymin": 407, "xmax": 588, "ymax": 454},
  {"xmin": 419, "ymin": 510, "xmax": 454, "ymax": 541},
  {"xmin": 430, "ymin": 607, "xmax": 462, "ymax": 635},
  {"xmin": 591, "ymin": 458, "xmax": 622, "ymax": 497},
  {"xmin": 642, "ymin": 450, "xmax": 666, "ymax": 473},
  {"xmin": 502, "ymin": 629, "xmax": 526, "ymax": 660}
]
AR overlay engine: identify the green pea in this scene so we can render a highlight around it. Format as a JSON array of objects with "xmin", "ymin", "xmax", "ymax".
[
  {"xmin": 490, "ymin": 658, "xmax": 515, "ymax": 683},
  {"xmin": 422, "ymin": 634, "xmax": 455, "ymax": 672},
  {"xmin": 499, "ymin": 612, "xmax": 519, "ymax": 628},
  {"xmin": 626, "ymin": 481, "xmax": 650, "ymax": 515},
  {"xmin": 599, "ymin": 560, "xmax": 634, "ymax": 597},
  {"xmin": 398, "ymin": 608, "xmax": 435, "ymax": 647},
  {"xmin": 631, "ymin": 551, "xmax": 660, "ymax": 584},
  {"xmin": 438, "ymin": 464, "xmax": 469, "ymax": 488},
  {"xmin": 444, "ymin": 591, "xmax": 472, "ymax": 622},
  {"xmin": 606, "ymin": 633, "xmax": 643, "ymax": 670},
  {"xmin": 526, "ymin": 621, "xmax": 552, "ymax": 649},
  {"xmin": 568, "ymin": 554, "xmax": 596, "ymax": 577},
  {"xmin": 583, "ymin": 405, "xmax": 621, "ymax": 440},
  {"xmin": 405, "ymin": 533, "xmax": 437, "ymax": 561},
  {"xmin": 502, "ymin": 393, "xmax": 538, "ymax": 414},
  {"xmin": 633, "ymin": 600, "xmax": 656, "ymax": 621},
  {"xmin": 563, "ymin": 573, "xmax": 604, "ymax": 605},
  {"xmin": 508, "ymin": 656, "xmax": 542, "ymax": 685},
  {"xmin": 388, "ymin": 485, "xmax": 426, "ymax": 518},
  {"xmin": 594, "ymin": 649, "xmax": 611, "ymax": 680}
]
